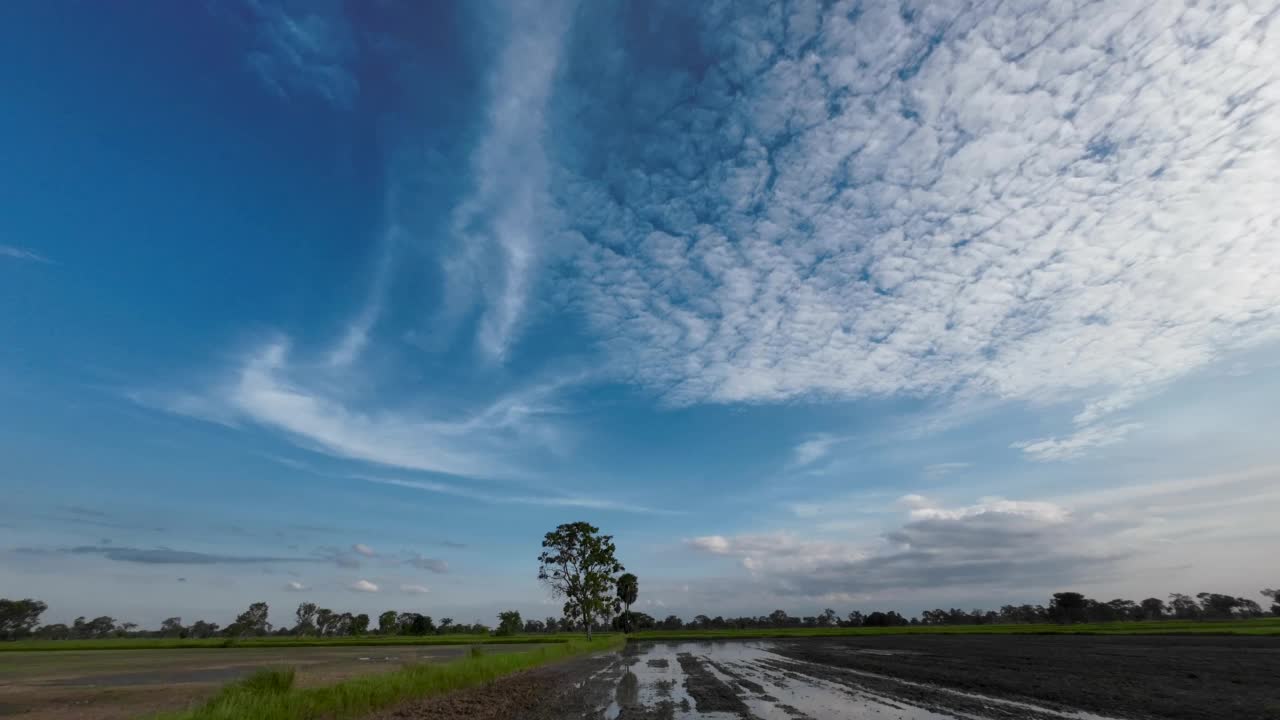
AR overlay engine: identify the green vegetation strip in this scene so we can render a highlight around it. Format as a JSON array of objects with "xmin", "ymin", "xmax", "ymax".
[
  {"xmin": 0, "ymin": 634, "xmax": 585, "ymax": 653},
  {"xmin": 153, "ymin": 636, "xmax": 623, "ymax": 720},
  {"xmin": 633, "ymin": 617, "xmax": 1280, "ymax": 641}
]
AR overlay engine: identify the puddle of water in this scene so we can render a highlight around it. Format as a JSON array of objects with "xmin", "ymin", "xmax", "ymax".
[{"xmin": 602, "ymin": 641, "xmax": 1126, "ymax": 720}]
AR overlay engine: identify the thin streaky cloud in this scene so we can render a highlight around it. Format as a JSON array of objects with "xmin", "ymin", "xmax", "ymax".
[
  {"xmin": 360, "ymin": 475, "xmax": 680, "ymax": 516},
  {"xmin": 241, "ymin": 0, "xmax": 358, "ymax": 107},
  {"xmin": 0, "ymin": 244, "xmax": 51, "ymax": 263},
  {"xmin": 442, "ymin": 0, "xmax": 574, "ymax": 362}
]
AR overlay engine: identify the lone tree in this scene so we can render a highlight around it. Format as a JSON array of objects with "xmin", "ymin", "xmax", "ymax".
[
  {"xmin": 616, "ymin": 573, "xmax": 639, "ymax": 633},
  {"xmin": 537, "ymin": 521, "xmax": 624, "ymax": 640}
]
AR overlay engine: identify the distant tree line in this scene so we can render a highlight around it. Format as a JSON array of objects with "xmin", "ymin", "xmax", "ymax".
[{"xmin": 3, "ymin": 588, "xmax": 1274, "ymax": 642}]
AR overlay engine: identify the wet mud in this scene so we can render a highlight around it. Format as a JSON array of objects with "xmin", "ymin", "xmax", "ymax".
[{"xmin": 375, "ymin": 635, "xmax": 1280, "ymax": 720}]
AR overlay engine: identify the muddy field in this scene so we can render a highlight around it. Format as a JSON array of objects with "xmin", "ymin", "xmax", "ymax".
[
  {"xmin": 376, "ymin": 635, "xmax": 1280, "ymax": 720},
  {"xmin": 0, "ymin": 643, "xmax": 547, "ymax": 719}
]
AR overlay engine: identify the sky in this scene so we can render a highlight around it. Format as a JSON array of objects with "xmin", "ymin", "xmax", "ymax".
[{"xmin": 2, "ymin": 0, "xmax": 1279, "ymax": 629}]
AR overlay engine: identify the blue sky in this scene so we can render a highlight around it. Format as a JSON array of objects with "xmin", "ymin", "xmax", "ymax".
[{"xmin": 3, "ymin": 0, "xmax": 1279, "ymax": 628}]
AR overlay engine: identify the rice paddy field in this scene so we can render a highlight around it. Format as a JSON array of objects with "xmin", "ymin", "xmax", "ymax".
[{"xmin": 2, "ymin": 620, "xmax": 1278, "ymax": 719}]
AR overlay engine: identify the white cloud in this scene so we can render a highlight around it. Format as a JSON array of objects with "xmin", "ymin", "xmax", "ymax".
[
  {"xmin": 686, "ymin": 535, "xmax": 731, "ymax": 554},
  {"xmin": 363, "ymin": 475, "xmax": 675, "ymax": 516},
  {"xmin": 896, "ymin": 494, "xmax": 933, "ymax": 511},
  {"xmin": 922, "ymin": 463, "xmax": 970, "ymax": 480},
  {"xmin": 441, "ymin": 0, "xmax": 575, "ymax": 362},
  {"xmin": 352, "ymin": 543, "xmax": 375, "ymax": 557},
  {"xmin": 241, "ymin": 0, "xmax": 358, "ymax": 106},
  {"xmin": 1012, "ymin": 422, "xmax": 1144, "ymax": 461},
  {"xmin": 557, "ymin": 0, "xmax": 1280, "ymax": 457},
  {"xmin": 350, "ymin": 579, "xmax": 379, "ymax": 593},
  {"xmin": 0, "ymin": 244, "xmax": 50, "ymax": 263},
  {"xmin": 140, "ymin": 340, "xmax": 572, "ymax": 480},
  {"xmin": 687, "ymin": 498, "xmax": 1114, "ymax": 595},
  {"xmin": 400, "ymin": 584, "xmax": 430, "ymax": 595},
  {"xmin": 685, "ymin": 466, "xmax": 1280, "ymax": 600},
  {"xmin": 327, "ymin": 227, "xmax": 397, "ymax": 368},
  {"xmin": 791, "ymin": 435, "xmax": 839, "ymax": 467},
  {"xmin": 284, "ymin": 581, "xmax": 308, "ymax": 592}
]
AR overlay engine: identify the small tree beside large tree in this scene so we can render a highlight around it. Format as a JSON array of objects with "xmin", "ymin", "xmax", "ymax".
[
  {"xmin": 616, "ymin": 573, "xmax": 639, "ymax": 633},
  {"xmin": 537, "ymin": 521, "xmax": 624, "ymax": 640}
]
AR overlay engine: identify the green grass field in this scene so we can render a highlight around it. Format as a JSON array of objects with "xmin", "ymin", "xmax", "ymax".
[
  {"xmin": 151, "ymin": 636, "xmax": 624, "ymax": 720},
  {"xmin": 0, "ymin": 633, "xmax": 581, "ymax": 652}
]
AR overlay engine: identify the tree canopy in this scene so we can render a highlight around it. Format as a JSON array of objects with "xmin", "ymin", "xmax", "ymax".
[{"xmin": 537, "ymin": 521, "xmax": 624, "ymax": 639}]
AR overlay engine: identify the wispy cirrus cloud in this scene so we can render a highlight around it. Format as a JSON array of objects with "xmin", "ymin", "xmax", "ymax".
[
  {"xmin": 440, "ymin": 0, "xmax": 576, "ymax": 362},
  {"xmin": 406, "ymin": 555, "xmax": 449, "ymax": 574},
  {"xmin": 362, "ymin": 475, "xmax": 677, "ymax": 516},
  {"xmin": 791, "ymin": 435, "xmax": 840, "ymax": 468},
  {"xmin": 136, "ymin": 340, "xmax": 574, "ymax": 481},
  {"xmin": 241, "ymin": 0, "xmax": 358, "ymax": 107},
  {"xmin": 1013, "ymin": 422, "xmax": 1144, "ymax": 462},
  {"xmin": 0, "ymin": 244, "xmax": 51, "ymax": 263},
  {"xmin": 63, "ymin": 545, "xmax": 315, "ymax": 565},
  {"xmin": 556, "ymin": 0, "xmax": 1280, "ymax": 458}
]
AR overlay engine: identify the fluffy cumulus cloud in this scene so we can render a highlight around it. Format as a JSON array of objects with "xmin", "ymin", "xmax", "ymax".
[
  {"xmin": 555, "ymin": 0, "xmax": 1280, "ymax": 452},
  {"xmin": 350, "ymin": 579, "xmax": 379, "ymax": 593}
]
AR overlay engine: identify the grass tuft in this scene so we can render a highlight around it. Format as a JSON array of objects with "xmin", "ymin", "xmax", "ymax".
[
  {"xmin": 234, "ymin": 668, "xmax": 296, "ymax": 694},
  {"xmin": 468, "ymin": 645, "xmax": 485, "ymax": 658},
  {"xmin": 153, "ymin": 636, "xmax": 622, "ymax": 720}
]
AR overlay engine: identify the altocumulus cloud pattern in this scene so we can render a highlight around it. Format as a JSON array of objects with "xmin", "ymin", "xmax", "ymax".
[{"xmin": 554, "ymin": 0, "xmax": 1279, "ymax": 458}]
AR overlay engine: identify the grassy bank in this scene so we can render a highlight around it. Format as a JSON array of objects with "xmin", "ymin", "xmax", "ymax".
[
  {"xmin": 632, "ymin": 617, "xmax": 1280, "ymax": 641},
  {"xmin": 0, "ymin": 633, "xmax": 595, "ymax": 653},
  {"xmin": 153, "ymin": 635, "xmax": 623, "ymax": 720}
]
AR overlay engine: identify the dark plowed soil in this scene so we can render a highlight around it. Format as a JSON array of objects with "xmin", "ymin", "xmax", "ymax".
[
  {"xmin": 674, "ymin": 652, "xmax": 752, "ymax": 717},
  {"xmin": 369, "ymin": 636, "xmax": 1280, "ymax": 720},
  {"xmin": 774, "ymin": 635, "xmax": 1280, "ymax": 720}
]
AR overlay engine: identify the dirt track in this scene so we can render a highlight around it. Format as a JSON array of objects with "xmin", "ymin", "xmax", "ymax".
[
  {"xmin": 374, "ymin": 636, "xmax": 1280, "ymax": 720},
  {"xmin": 0, "ymin": 644, "xmax": 545, "ymax": 719}
]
